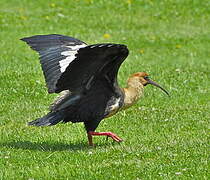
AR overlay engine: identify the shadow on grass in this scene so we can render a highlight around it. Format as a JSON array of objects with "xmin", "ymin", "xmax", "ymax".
[
  {"xmin": 2, "ymin": 140, "xmax": 93, "ymax": 152},
  {"xmin": 1, "ymin": 140, "xmax": 115, "ymax": 152}
]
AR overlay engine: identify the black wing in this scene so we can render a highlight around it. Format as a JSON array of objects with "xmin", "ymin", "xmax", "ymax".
[
  {"xmin": 56, "ymin": 43, "xmax": 129, "ymax": 93},
  {"xmin": 21, "ymin": 34, "xmax": 87, "ymax": 93},
  {"xmin": 21, "ymin": 34, "xmax": 129, "ymax": 93}
]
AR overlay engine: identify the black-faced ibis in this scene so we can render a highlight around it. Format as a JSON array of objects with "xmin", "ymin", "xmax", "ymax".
[{"xmin": 21, "ymin": 34, "xmax": 169, "ymax": 146}]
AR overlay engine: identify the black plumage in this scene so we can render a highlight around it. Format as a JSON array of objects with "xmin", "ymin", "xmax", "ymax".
[{"xmin": 21, "ymin": 34, "xmax": 128, "ymax": 145}]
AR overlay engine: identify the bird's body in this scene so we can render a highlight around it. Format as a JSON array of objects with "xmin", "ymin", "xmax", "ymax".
[
  {"xmin": 21, "ymin": 34, "xmax": 169, "ymax": 146},
  {"xmin": 52, "ymin": 77, "xmax": 124, "ymax": 128}
]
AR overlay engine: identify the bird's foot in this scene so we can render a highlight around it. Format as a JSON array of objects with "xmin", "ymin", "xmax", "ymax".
[
  {"xmin": 88, "ymin": 131, "xmax": 123, "ymax": 146},
  {"xmin": 105, "ymin": 132, "xmax": 123, "ymax": 142}
]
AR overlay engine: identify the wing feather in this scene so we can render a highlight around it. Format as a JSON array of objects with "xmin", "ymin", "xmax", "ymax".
[
  {"xmin": 21, "ymin": 34, "xmax": 87, "ymax": 93},
  {"xmin": 21, "ymin": 34, "xmax": 129, "ymax": 94},
  {"xmin": 55, "ymin": 44, "xmax": 128, "ymax": 93}
]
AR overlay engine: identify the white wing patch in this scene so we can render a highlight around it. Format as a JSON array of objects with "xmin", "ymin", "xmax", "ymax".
[
  {"xmin": 59, "ymin": 56, "xmax": 76, "ymax": 73},
  {"xmin": 66, "ymin": 44, "xmax": 87, "ymax": 50},
  {"xmin": 59, "ymin": 44, "xmax": 86, "ymax": 73},
  {"xmin": 59, "ymin": 43, "xmax": 115, "ymax": 73}
]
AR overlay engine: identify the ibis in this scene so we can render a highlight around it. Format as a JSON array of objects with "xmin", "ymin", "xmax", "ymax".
[{"xmin": 21, "ymin": 34, "xmax": 169, "ymax": 146}]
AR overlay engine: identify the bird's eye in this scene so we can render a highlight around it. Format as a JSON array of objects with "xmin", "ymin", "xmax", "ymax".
[{"xmin": 144, "ymin": 76, "xmax": 149, "ymax": 79}]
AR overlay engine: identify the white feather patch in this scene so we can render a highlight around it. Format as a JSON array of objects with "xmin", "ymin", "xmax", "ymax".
[
  {"xmin": 59, "ymin": 44, "xmax": 86, "ymax": 73},
  {"xmin": 66, "ymin": 44, "xmax": 87, "ymax": 50},
  {"xmin": 59, "ymin": 54, "xmax": 77, "ymax": 72},
  {"xmin": 61, "ymin": 50, "xmax": 77, "ymax": 56}
]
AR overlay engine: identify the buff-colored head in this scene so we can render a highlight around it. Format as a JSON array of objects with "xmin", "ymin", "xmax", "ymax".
[{"xmin": 127, "ymin": 72, "xmax": 169, "ymax": 96}]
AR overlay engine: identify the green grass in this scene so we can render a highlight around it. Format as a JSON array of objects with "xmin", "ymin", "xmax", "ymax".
[{"xmin": 0, "ymin": 0, "xmax": 209, "ymax": 179}]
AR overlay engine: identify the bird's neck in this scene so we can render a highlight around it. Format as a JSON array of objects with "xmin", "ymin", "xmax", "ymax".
[{"xmin": 121, "ymin": 80, "xmax": 144, "ymax": 110}]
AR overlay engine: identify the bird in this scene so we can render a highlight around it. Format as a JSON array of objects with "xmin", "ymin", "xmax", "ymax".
[{"xmin": 21, "ymin": 34, "xmax": 169, "ymax": 146}]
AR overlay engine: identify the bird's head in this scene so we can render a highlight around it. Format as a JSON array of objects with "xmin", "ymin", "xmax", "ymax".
[{"xmin": 128, "ymin": 72, "xmax": 169, "ymax": 96}]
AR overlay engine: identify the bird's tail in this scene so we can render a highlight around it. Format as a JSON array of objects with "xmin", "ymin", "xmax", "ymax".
[{"xmin": 28, "ymin": 111, "xmax": 64, "ymax": 126}]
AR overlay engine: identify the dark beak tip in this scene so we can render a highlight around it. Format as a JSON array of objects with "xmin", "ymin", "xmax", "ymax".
[
  {"xmin": 148, "ymin": 79, "xmax": 169, "ymax": 96},
  {"xmin": 166, "ymin": 92, "xmax": 170, "ymax": 97}
]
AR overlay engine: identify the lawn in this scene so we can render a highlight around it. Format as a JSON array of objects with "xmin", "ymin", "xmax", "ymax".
[{"xmin": 0, "ymin": 0, "xmax": 209, "ymax": 179}]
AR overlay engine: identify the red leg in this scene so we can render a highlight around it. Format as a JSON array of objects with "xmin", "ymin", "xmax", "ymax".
[{"xmin": 87, "ymin": 131, "xmax": 123, "ymax": 146}]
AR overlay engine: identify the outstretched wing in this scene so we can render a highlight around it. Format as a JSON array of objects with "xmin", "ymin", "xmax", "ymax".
[
  {"xmin": 21, "ymin": 34, "xmax": 87, "ymax": 93},
  {"xmin": 56, "ymin": 43, "xmax": 129, "ymax": 93},
  {"xmin": 21, "ymin": 34, "xmax": 129, "ymax": 94}
]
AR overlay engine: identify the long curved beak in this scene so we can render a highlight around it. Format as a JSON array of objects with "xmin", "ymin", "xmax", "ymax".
[{"xmin": 147, "ymin": 79, "xmax": 170, "ymax": 96}]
